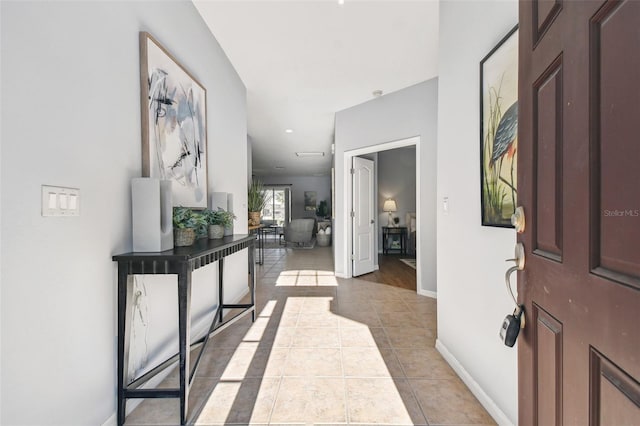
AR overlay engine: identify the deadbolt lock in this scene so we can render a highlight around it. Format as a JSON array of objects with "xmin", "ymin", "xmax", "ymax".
[{"xmin": 511, "ymin": 206, "xmax": 525, "ymax": 233}]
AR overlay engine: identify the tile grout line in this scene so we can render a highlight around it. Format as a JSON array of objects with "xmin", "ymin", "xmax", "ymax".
[
  {"xmin": 337, "ymin": 286, "xmax": 352, "ymax": 425},
  {"xmin": 264, "ymin": 371, "xmax": 283, "ymax": 425},
  {"xmin": 383, "ymin": 324, "xmax": 434, "ymax": 425},
  {"xmin": 252, "ymin": 250, "xmax": 438, "ymax": 425},
  {"xmin": 262, "ymin": 260, "xmax": 284, "ymax": 426}
]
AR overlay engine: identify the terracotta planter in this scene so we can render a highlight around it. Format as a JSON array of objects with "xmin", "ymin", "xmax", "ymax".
[
  {"xmin": 248, "ymin": 211, "xmax": 261, "ymax": 226},
  {"xmin": 174, "ymin": 228, "xmax": 196, "ymax": 247},
  {"xmin": 208, "ymin": 224, "xmax": 225, "ymax": 239}
]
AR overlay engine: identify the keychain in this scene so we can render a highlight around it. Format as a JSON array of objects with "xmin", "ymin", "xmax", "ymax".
[
  {"xmin": 500, "ymin": 304, "xmax": 524, "ymax": 347},
  {"xmin": 500, "ymin": 259, "xmax": 525, "ymax": 347}
]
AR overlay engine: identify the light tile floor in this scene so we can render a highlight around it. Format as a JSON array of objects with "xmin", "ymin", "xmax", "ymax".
[{"xmin": 126, "ymin": 246, "xmax": 495, "ymax": 425}]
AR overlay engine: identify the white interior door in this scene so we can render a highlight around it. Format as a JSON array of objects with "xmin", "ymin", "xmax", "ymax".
[{"xmin": 352, "ymin": 156, "xmax": 375, "ymax": 276}]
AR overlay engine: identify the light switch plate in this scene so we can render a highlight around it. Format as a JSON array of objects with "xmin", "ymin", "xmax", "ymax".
[{"xmin": 42, "ymin": 185, "xmax": 80, "ymax": 216}]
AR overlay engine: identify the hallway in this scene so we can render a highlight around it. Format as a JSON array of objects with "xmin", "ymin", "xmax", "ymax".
[{"xmin": 126, "ymin": 246, "xmax": 494, "ymax": 425}]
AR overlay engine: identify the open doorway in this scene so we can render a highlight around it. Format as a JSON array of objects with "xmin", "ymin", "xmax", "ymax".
[
  {"xmin": 345, "ymin": 136, "xmax": 421, "ymax": 294},
  {"xmin": 361, "ymin": 146, "xmax": 417, "ymax": 290}
]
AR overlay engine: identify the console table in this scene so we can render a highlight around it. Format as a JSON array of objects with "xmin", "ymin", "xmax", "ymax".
[
  {"xmin": 382, "ymin": 226, "xmax": 407, "ymax": 255},
  {"xmin": 112, "ymin": 234, "xmax": 256, "ymax": 426},
  {"xmin": 248, "ymin": 224, "xmax": 264, "ymax": 265}
]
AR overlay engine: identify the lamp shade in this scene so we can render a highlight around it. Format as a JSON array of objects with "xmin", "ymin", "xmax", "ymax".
[{"xmin": 383, "ymin": 199, "xmax": 397, "ymax": 212}]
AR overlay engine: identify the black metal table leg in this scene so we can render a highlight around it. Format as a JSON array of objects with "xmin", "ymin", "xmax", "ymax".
[
  {"xmin": 218, "ymin": 258, "xmax": 224, "ymax": 324},
  {"xmin": 256, "ymin": 227, "xmax": 264, "ymax": 265},
  {"xmin": 117, "ymin": 266, "xmax": 134, "ymax": 426},
  {"xmin": 248, "ymin": 239, "xmax": 256, "ymax": 321},
  {"xmin": 177, "ymin": 263, "xmax": 192, "ymax": 425}
]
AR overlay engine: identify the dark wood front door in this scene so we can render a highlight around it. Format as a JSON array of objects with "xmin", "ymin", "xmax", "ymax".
[{"xmin": 518, "ymin": 1, "xmax": 640, "ymax": 424}]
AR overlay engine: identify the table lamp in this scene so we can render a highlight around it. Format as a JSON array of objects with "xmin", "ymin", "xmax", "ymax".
[{"xmin": 383, "ymin": 199, "xmax": 397, "ymax": 227}]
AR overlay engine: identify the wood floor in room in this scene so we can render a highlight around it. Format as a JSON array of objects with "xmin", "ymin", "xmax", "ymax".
[{"xmin": 357, "ymin": 254, "xmax": 417, "ymax": 291}]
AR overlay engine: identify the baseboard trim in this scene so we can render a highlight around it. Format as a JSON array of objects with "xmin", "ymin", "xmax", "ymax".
[
  {"xmin": 101, "ymin": 413, "xmax": 116, "ymax": 426},
  {"xmin": 435, "ymin": 339, "xmax": 515, "ymax": 426},
  {"xmin": 417, "ymin": 288, "xmax": 437, "ymax": 298},
  {"xmin": 335, "ymin": 271, "xmax": 348, "ymax": 278},
  {"xmin": 101, "ymin": 288, "xmax": 251, "ymax": 426}
]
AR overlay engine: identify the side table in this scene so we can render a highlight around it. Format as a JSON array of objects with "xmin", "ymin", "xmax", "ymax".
[{"xmin": 382, "ymin": 226, "xmax": 407, "ymax": 255}]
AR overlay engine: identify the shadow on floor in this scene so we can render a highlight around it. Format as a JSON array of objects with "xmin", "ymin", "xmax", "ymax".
[{"xmin": 125, "ymin": 246, "xmax": 494, "ymax": 425}]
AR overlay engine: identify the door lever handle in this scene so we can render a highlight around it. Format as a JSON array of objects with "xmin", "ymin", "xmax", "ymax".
[
  {"xmin": 504, "ymin": 242, "xmax": 525, "ymax": 320},
  {"xmin": 500, "ymin": 243, "xmax": 526, "ymax": 344},
  {"xmin": 505, "ymin": 266, "xmax": 520, "ymax": 307},
  {"xmin": 505, "ymin": 242, "xmax": 525, "ymax": 270}
]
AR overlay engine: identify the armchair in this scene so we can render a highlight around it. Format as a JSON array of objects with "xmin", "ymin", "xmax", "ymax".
[{"xmin": 283, "ymin": 218, "xmax": 316, "ymax": 246}]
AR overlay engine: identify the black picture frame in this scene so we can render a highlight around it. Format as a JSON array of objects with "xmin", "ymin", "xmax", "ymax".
[{"xmin": 480, "ymin": 25, "xmax": 519, "ymax": 228}]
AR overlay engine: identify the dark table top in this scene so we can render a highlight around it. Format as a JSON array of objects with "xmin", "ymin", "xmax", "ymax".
[{"xmin": 112, "ymin": 234, "xmax": 254, "ymax": 262}]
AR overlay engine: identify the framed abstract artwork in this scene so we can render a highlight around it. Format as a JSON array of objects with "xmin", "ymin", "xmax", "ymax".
[
  {"xmin": 480, "ymin": 25, "xmax": 518, "ymax": 227},
  {"xmin": 140, "ymin": 32, "xmax": 208, "ymax": 208},
  {"xmin": 304, "ymin": 191, "xmax": 317, "ymax": 211}
]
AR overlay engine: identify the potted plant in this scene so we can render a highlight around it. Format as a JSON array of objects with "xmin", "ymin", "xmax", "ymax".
[
  {"xmin": 247, "ymin": 178, "xmax": 267, "ymax": 226},
  {"xmin": 172, "ymin": 206, "xmax": 206, "ymax": 247},
  {"xmin": 203, "ymin": 208, "xmax": 236, "ymax": 239},
  {"xmin": 316, "ymin": 200, "xmax": 329, "ymax": 219}
]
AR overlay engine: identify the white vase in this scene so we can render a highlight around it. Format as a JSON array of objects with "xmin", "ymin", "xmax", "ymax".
[
  {"xmin": 131, "ymin": 178, "xmax": 173, "ymax": 251},
  {"xmin": 208, "ymin": 224, "xmax": 225, "ymax": 239}
]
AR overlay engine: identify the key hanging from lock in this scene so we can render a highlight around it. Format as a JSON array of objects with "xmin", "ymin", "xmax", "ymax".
[
  {"xmin": 500, "ymin": 304, "xmax": 524, "ymax": 347},
  {"xmin": 499, "ymin": 243, "xmax": 526, "ymax": 347}
]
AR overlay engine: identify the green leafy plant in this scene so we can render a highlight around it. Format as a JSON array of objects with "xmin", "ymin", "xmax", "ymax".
[
  {"xmin": 247, "ymin": 178, "xmax": 268, "ymax": 212},
  {"xmin": 202, "ymin": 208, "xmax": 236, "ymax": 227},
  {"xmin": 483, "ymin": 82, "xmax": 508, "ymax": 224},
  {"xmin": 316, "ymin": 200, "xmax": 329, "ymax": 218},
  {"xmin": 173, "ymin": 206, "xmax": 207, "ymax": 229}
]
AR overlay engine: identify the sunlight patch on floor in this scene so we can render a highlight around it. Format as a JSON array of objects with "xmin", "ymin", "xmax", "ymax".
[
  {"xmin": 275, "ymin": 269, "xmax": 338, "ymax": 286},
  {"xmin": 127, "ymin": 246, "xmax": 493, "ymax": 425},
  {"xmin": 257, "ymin": 299, "xmax": 278, "ymax": 317},
  {"xmin": 194, "ymin": 291, "xmax": 415, "ymax": 425}
]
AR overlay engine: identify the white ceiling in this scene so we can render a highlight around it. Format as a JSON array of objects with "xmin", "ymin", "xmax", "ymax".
[{"xmin": 194, "ymin": 0, "xmax": 440, "ymax": 177}]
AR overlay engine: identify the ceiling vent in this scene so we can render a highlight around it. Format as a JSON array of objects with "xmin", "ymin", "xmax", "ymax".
[{"xmin": 295, "ymin": 152, "xmax": 325, "ymax": 157}]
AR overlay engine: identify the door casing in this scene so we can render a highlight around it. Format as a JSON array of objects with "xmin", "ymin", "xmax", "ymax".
[{"xmin": 342, "ymin": 136, "xmax": 425, "ymax": 295}]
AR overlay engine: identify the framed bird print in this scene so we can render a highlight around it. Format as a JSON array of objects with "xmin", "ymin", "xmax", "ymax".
[{"xmin": 480, "ymin": 25, "xmax": 518, "ymax": 227}]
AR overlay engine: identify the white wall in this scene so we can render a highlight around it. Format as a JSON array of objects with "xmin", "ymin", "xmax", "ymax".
[
  {"xmin": 436, "ymin": 1, "xmax": 518, "ymax": 424},
  {"xmin": 260, "ymin": 175, "xmax": 331, "ymax": 220},
  {"xmin": 334, "ymin": 79, "xmax": 438, "ymax": 295},
  {"xmin": 0, "ymin": 2, "xmax": 247, "ymax": 425},
  {"xmin": 0, "ymin": 2, "xmax": 3, "ymax": 417},
  {"xmin": 247, "ymin": 135, "xmax": 254, "ymax": 183},
  {"xmin": 378, "ymin": 147, "xmax": 416, "ymax": 252}
]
